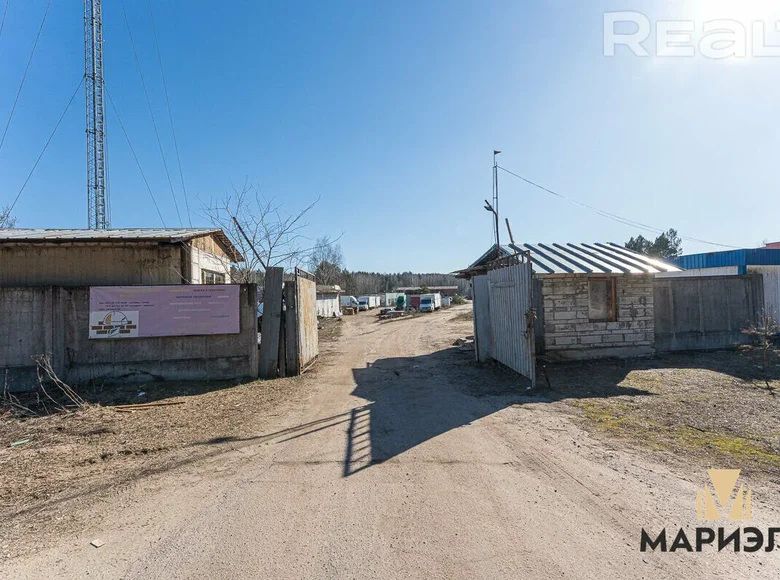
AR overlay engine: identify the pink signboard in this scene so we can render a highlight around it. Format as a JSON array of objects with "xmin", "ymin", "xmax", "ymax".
[{"xmin": 89, "ymin": 285, "xmax": 240, "ymax": 339}]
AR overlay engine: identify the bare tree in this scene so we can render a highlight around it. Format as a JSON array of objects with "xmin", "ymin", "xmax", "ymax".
[
  {"xmin": 1, "ymin": 204, "xmax": 18, "ymax": 229},
  {"xmin": 202, "ymin": 181, "xmax": 321, "ymax": 283},
  {"xmin": 309, "ymin": 237, "xmax": 344, "ymax": 286}
]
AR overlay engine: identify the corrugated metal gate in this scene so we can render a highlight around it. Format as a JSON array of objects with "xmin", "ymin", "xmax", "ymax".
[
  {"xmin": 472, "ymin": 258, "xmax": 535, "ymax": 387},
  {"xmin": 487, "ymin": 261, "xmax": 536, "ymax": 387}
]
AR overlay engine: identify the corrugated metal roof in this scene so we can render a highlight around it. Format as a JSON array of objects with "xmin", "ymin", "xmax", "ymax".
[
  {"xmin": 671, "ymin": 248, "xmax": 780, "ymax": 270},
  {"xmin": 0, "ymin": 228, "xmax": 243, "ymax": 262},
  {"xmin": 469, "ymin": 242, "xmax": 681, "ymax": 275},
  {"xmin": 0, "ymin": 228, "xmax": 217, "ymax": 241}
]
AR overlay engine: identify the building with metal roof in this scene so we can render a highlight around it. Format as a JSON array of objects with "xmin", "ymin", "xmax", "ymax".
[
  {"xmin": 462, "ymin": 242, "xmax": 680, "ymax": 362},
  {"xmin": 466, "ymin": 242, "xmax": 681, "ymax": 276},
  {"xmin": 0, "ymin": 228, "xmax": 242, "ymax": 287}
]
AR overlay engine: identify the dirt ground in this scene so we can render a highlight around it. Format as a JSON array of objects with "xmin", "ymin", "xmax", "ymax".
[
  {"xmin": 2, "ymin": 305, "xmax": 779, "ymax": 579},
  {"xmin": 545, "ymin": 348, "xmax": 780, "ymax": 480},
  {"xmin": 0, "ymin": 318, "xmax": 344, "ymax": 545}
]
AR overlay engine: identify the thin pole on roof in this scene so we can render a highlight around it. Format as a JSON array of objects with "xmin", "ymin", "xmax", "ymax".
[
  {"xmin": 493, "ymin": 150, "xmax": 501, "ymax": 251},
  {"xmin": 505, "ymin": 217, "xmax": 515, "ymax": 246}
]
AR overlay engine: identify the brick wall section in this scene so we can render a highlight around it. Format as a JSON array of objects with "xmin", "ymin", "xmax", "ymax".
[{"xmin": 541, "ymin": 274, "xmax": 654, "ymax": 356}]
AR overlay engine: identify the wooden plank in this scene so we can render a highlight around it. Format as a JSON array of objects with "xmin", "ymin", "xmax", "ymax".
[
  {"xmin": 259, "ymin": 267, "xmax": 284, "ymax": 379},
  {"xmin": 296, "ymin": 275, "xmax": 319, "ymax": 372},
  {"xmin": 284, "ymin": 281, "xmax": 298, "ymax": 375}
]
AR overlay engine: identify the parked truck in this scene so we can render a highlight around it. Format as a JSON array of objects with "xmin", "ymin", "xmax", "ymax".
[
  {"xmin": 419, "ymin": 293, "xmax": 441, "ymax": 313},
  {"xmin": 341, "ymin": 295, "xmax": 359, "ymax": 309},
  {"xmin": 341, "ymin": 295, "xmax": 359, "ymax": 314},
  {"xmin": 382, "ymin": 292, "xmax": 405, "ymax": 308},
  {"xmin": 358, "ymin": 295, "xmax": 380, "ymax": 311}
]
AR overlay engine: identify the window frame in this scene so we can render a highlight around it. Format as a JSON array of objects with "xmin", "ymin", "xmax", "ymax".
[
  {"xmin": 201, "ymin": 270, "xmax": 226, "ymax": 285},
  {"xmin": 587, "ymin": 277, "xmax": 617, "ymax": 322}
]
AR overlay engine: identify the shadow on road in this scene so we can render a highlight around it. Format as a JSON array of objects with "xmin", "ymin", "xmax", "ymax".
[{"xmin": 344, "ymin": 346, "xmax": 652, "ymax": 476}]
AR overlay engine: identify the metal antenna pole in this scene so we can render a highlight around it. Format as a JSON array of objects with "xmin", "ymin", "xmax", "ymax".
[
  {"xmin": 493, "ymin": 150, "xmax": 501, "ymax": 250},
  {"xmin": 85, "ymin": 0, "xmax": 108, "ymax": 229}
]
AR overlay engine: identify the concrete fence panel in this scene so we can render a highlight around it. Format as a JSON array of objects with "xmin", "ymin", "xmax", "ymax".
[
  {"xmin": 654, "ymin": 275, "xmax": 763, "ymax": 352},
  {"xmin": 1, "ymin": 284, "xmax": 259, "ymax": 391}
]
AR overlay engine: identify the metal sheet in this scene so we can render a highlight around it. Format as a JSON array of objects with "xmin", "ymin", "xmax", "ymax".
[
  {"xmin": 468, "ymin": 242, "xmax": 681, "ymax": 275},
  {"xmin": 296, "ymin": 274, "xmax": 319, "ymax": 372},
  {"xmin": 0, "ymin": 228, "xmax": 216, "ymax": 240},
  {"xmin": 487, "ymin": 261, "xmax": 536, "ymax": 386},
  {"xmin": 672, "ymin": 249, "xmax": 780, "ymax": 270},
  {"xmin": 748, "ymin": 266, "xmax": 780, "ymax": 319},
  {"xmin": 472, "ymin": 275, "xmax": 491, "ymax": 362}
]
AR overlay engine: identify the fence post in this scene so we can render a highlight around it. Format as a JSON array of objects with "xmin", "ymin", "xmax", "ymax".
[
  {"xmin": 284, "ymin": 279, "xmax": 300, "ymax": 375},
  {"xmin": 259, "ymin": 267, "xmax": 284, "ymax": 379}
]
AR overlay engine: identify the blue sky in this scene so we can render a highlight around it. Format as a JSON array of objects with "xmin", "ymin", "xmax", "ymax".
[{"xmin": 1, "ymin": 1, "xmax": 779, "ymax": 273}]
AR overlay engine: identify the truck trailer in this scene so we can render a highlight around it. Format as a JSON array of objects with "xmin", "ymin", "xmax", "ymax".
[
  {"xmin": 419, "ymin": 293, "xmax": 441, "ymax": 313},
  {"xmin": 358, "ymin": 295, "xmax": 380, "ymax": 311}
]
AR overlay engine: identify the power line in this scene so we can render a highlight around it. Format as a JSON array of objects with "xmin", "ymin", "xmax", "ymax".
[
  {"xmin": 6, "ymin": 75, "xmax": 84, "ymax": 216},
  {"xmin": 0, "ymin": 0, "xmax": 9, "ymax": 47},
  {"xmin": 147, "ymin": 0, "xmax": 192, "ymax": 227},
  {"xmin": 496, "ymin": 165, "xmax": 738, "ymax": 249},
  {"xmin": 120, "ymin": 0, "xmax": 182, "ymax": 227},
  {"xmin": 105, "ymin": 86, "xmax": 166, "ymax": 228},
  {"xmin": 0, "ymin": 0, "xmax": 52, "ymax": 156}
]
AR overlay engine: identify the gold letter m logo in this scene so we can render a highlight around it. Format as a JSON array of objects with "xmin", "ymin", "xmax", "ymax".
[{"xmin": 697, "ymin": 469, "xmax": 752, "ymax": 521}]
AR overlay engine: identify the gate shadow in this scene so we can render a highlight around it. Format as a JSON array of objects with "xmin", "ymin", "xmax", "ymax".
[{"xmin": 344, "ymin": 346, "xmax": 652, "ymax": 476}]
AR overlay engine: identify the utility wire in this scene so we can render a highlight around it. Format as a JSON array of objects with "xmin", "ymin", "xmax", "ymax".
[
  {"xmin": 497, "ymin": 165, "xmax": 738, "ymax": 249},
  {"xmin": 105, "ymin": 86, "xmax": 167, "ymax": 228},
  {"xmin": 0, "ymin": 0, "xmax": 52, "ymax": 156},
  {"xmin": 120, "ymin": 0, "xmax": 182, "ymax": 227},
  {"xmin": 6, "ymin": 75, "xmax": 84, "ymax": 216},
  {"xmin": 147, "ymin": 0, "xmax": 192, "ymax": 227},
  {"xmin": 0, "ymin": 0, "xmax": 9, "ymax": 48}
]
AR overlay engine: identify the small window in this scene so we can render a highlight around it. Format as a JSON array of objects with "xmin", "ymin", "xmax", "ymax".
[
  {"xmin": 588, "ymin": 278, "xmax": 616, "ymax": 322},
  {"xmin": 202, "ymin": 270, "xmax": 226, "ymax": 284}
]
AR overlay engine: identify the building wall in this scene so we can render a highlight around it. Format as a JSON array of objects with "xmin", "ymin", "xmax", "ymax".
[
  {"xmin": 541, "ymin": 274, "xmax": 654, "ymax": 360},
  {"xmin": 188, "ymin": 244, "xmax": 232, "ymax": 284},
  {"xmin": 316, "ymin": 294, "xmax": 341, "ymax": 318},
  {"xmin": 0, "ymin": 243, "xmax": 184, "ymax": 287},
  {"xmin": 1, "ymin": 285, "xmax": 258, "ymax": 390}
]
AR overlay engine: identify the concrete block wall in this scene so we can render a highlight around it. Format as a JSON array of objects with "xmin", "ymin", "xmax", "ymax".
[
  {"xmin": 541, "ymin": 274, "xmax": 654, "ymax": 360},
  {"xmin": 1, "ymin": 284, "xmax": 259, "ymax": 391}
]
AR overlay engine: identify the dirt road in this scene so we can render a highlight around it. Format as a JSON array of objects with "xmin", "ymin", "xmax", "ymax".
[{"xmin": 4, "ymin": 305, "xmax": 779, "ymax": 579}]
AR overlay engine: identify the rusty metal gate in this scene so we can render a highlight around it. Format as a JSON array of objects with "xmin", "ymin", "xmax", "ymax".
[{"xmin": 486, "ymin": 259, "xmax": 536, "ymax": 387}]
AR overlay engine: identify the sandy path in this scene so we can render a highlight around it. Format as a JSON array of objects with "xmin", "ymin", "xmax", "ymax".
[{"xmin": 3, "ymin": 305, "xmax": 778, "ymax": 579}]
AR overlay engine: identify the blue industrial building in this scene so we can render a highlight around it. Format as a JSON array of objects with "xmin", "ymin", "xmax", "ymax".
[{"xmin": 671, "ymin": 248, "xmax": 780, "ymax": 274}]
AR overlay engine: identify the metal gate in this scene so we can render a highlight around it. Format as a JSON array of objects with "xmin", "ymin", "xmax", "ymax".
[
  {"xmin": 486, "ymin": 260, "xmax": 536, "ymax": 387},
  {"xmin": 294, "ymin": 268, "xmax": 318, "ymax": 372}
]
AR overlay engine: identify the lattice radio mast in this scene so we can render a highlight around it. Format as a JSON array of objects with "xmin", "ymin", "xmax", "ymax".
[{"xmin": 85, "ymin": 0, "xmax": 108, "ymax": 229}]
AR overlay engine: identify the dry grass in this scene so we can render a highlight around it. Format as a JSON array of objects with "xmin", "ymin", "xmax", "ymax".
[
  {"xmin": 0, "ymin": 376, "xmax": 310, "ymax": 517},
  {"xmin": 0, "ymin": 320, "xmax": 347, "ymax": 520},
  {"xmin": 547, "ymin": 347, "xmax": 780, "ymax": 479}
]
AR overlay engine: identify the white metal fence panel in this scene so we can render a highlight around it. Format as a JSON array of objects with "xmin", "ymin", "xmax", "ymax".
[
  {"xmin": 472, "ymin": 275, "xmax": 491, "ymax": 362},
  {"xmin": 487, "ymin": 262, "xmax": 535, "ymax": 386},
  {"xmin": 750, "ymin": 266, "xmax": 780, "ymax": 320}
]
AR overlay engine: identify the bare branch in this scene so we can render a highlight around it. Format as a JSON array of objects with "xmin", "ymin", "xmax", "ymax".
[
  {"xmin": 201, "ymin": 181, "xmax": 321, "ymax": 282},
  {"xmin": 0, "ymin": 204, "xmax": 18, "ymax": 229}
]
